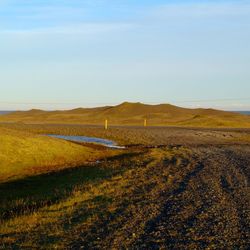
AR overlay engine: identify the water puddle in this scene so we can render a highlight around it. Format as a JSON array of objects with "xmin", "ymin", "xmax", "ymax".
[{"xmin": 46, "ymin": 135, "xmax": 125, "ymax": 149}]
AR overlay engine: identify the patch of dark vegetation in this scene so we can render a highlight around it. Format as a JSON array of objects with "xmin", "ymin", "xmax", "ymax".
[
  {"xmin": 0, "ymin": 150, "xmax": 145, "ymax": 222},
  {"xmin": 0, "ymin": 166, "xmax": 114, "ymax": 221}
]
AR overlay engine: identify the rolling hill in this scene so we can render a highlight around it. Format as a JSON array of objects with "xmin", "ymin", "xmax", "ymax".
[
  {"xmin": 0, "ymin": 127, "xmax": 114, "ymax": 183},
  {"xmin": 1, "ymin": 102, "xmax": 250, "ymax": 128}
]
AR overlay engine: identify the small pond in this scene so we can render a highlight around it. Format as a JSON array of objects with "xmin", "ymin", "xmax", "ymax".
[{"xmin": 46, "ymin": 135, "xmax": 125, "ymax": 149}]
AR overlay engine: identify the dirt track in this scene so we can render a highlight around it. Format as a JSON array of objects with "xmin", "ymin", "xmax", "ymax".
[
  {"xmin": 0, "ymin": 125, "xmax": 249, "ymax": 249},
  {"xmin": 134, "ymin": 146, "xmax": 250, "ymax": 249},
  {"xmin": 67, "ymin": 144, "xmax": 250, "ymax": 249}
]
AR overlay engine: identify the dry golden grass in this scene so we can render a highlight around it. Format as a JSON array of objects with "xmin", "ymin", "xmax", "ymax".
[
  {"xmin": 1, "ymin": 102, "xmax": 250, "ymax": 128},
  {"xmin": 0, "ymin": 127, "xmax": 119, "ymax": 183}
]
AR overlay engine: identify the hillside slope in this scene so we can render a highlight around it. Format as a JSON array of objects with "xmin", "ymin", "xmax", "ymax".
[
  {"xmin": 1, "ymin": 102, "xmax": 250, "ymax": 128},
  {"xmin": 0, "ymin": 127, "xmax": 112, "ymax": 183}
]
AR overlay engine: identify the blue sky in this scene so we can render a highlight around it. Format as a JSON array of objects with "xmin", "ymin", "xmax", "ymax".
[{"xmin": 0, "ymin": 0, "xmax": 250, "ymax": 110}]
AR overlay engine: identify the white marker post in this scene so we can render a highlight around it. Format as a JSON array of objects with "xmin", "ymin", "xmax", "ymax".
[{"xmin": 144, "ymin": 119, "xmax": 147, "ymax": 127}]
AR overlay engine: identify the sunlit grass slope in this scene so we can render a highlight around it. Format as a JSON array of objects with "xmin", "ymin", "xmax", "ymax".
[
  {"xmin": 0, "ymin": 127, "xmax": 111, "ymax": 183},
  {"xmin": 1, "ymin": 102, "xmax": 250, "ymax": 128}
]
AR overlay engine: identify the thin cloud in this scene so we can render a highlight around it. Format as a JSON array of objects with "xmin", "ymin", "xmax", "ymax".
[
  {"xmin": 150, "ymin": 1, "xmax": 250, "ymax": 19},
  {"xmin": 0, "ymin": 22, "xmax": 135, "ymax": 35}
]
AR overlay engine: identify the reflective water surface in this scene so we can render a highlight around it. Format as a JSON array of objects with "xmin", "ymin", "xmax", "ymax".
[{"xmin": 47, "ymin": 134, "xmax": 125, "ymax": 149}]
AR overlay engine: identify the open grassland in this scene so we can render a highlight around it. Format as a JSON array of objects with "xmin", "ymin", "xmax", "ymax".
[
  {"xmin": 0, "ymin": 127, "xmax": 120, "ymax": 183},
  {"xmin": 0, "ymin": 124, "xmax": 249, "ymax": 249},
  {"xmin": 1, "ymin": 102, "xmax": 250, "ymax": 128}
]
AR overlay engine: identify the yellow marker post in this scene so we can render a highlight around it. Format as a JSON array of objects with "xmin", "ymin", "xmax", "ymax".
[
  {"xmin": 144, "ymin": 119, "xmax": 147, "ymax": 127},
  {"xmin": 105, "ymin": 119, "xmax": 108, "ymax": 130}
]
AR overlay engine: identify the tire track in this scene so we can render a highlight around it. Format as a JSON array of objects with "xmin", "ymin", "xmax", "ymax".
[{"xmin": 133, "ymin": 146, "xmax": 250, "ymax": 249}]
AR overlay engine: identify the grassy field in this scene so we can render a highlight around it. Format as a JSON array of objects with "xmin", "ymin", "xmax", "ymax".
[
  {"xmin": 0, "ymin": 127, "xmax": 120, "ymax": 183},
  {"xmin": 0, "ymin": 124, "xmax": 249, "ymax": 249},
  {"xmin": 1, "ymin": 102, "xmax": 250, "ymax": 128}
]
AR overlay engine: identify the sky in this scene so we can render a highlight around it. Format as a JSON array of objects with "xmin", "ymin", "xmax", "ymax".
[{"xmin": 0, "ymin": 0, "xmax": 250, "ymax": 110}]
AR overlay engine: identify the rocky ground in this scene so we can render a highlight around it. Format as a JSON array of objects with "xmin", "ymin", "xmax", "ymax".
[
  {"xmin": 67, "ymin": 145, "xmax": 250, "ymax": 249},
  {"xmin": 0, "ymin": 125, "xmax": 249, "ymax": 249}
]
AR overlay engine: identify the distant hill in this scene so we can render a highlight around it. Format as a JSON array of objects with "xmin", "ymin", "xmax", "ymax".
[{"xmin": 1, "ymin": 102, "xmax": 250, "ymax": 128}]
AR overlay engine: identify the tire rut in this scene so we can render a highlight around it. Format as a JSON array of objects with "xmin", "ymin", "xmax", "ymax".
[{"xmin": 133, "ymin": 146, "xmax": 250, "ymax": 249}]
